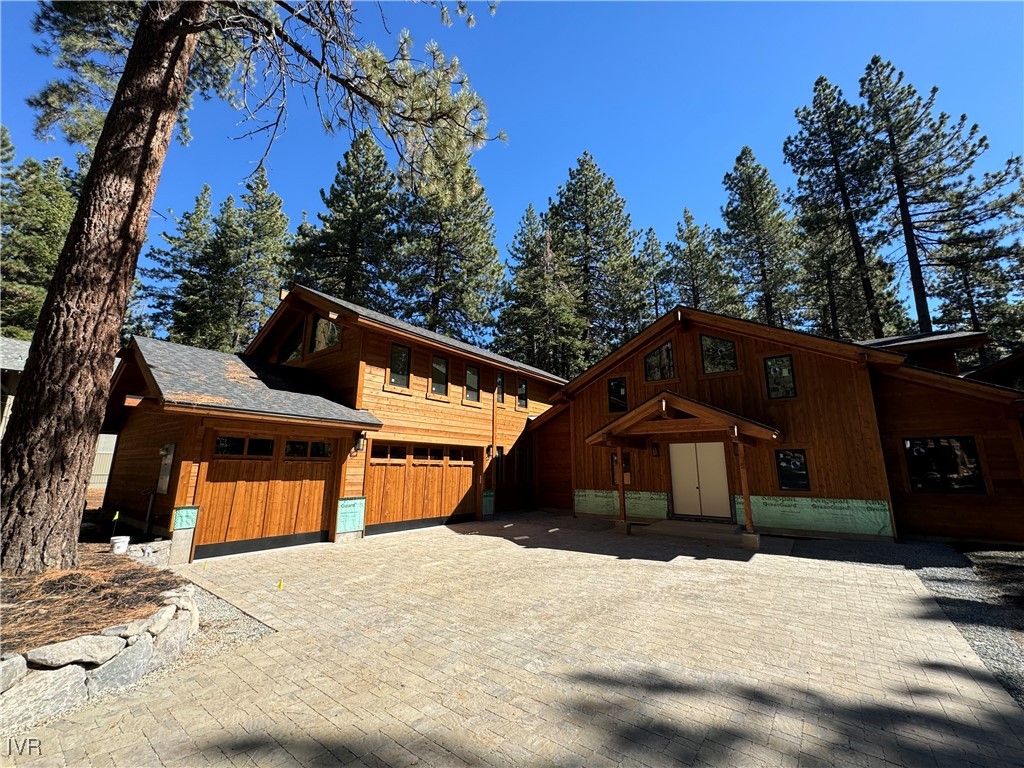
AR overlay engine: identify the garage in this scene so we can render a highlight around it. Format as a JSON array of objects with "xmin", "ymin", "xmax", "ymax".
[
  {"xmin": 192, "ymin": 431, "xmax": 340, "ymax": 558},
  {"xmin": 364, "ymin": 442, "xmax": 480, "ymax": 533}
]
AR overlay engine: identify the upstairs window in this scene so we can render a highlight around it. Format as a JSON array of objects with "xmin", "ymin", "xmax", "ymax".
[
  {"xmin": 278, "ymin": 324, "xmax": 304, "ymax": 363},
  {"xmin": 517, "ymin": 378, "xmax": 528, "ymax": 408},
  {"xmin": 466, "ymin": 365, "xmax": 480, "ymax": 402},
  {"xmin": 644, "ymin": 341, "xmax": 675, "ymax": 381},
  {"xmin": 904, "ymin": 437, "xmax": 985, "ymax": 494},
  {"xmin": 608, "ymin": 377, "xmax": 628, "ymax": 413},
  {"xmin": 431, "ymin": 356, "xmax": 449, "ymax": 396},
  {"xmin": 389, "ymin": 344, "xmax": 411, "ymax": 388},
  {"xmin": 496, "ymin": 372, "xmax": 505, "ymax": 403},
  {"xmin": 308, "ymin": 316, "xmax": 340, "ymax": 353},
  {"xmin": 701, "ymin": 335, "xmax": 737, "ymax": 374},
  {"xmin": 764, "ymin": 355, "xmax": 797, "ymax": 399}
]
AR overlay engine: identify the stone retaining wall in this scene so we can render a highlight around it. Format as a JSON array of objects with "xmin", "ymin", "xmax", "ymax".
[{"xmin": 0, "ymin": 584, "xmax": 199, "ymax": 733}]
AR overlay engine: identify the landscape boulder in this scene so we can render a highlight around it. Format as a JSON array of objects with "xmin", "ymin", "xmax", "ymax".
[
  {"xmin": 0, "ymin": 665, "xmax": 88, "ymax": 733},
  {"xmin": 26, "ymin": 635, "xmax": 126, "ymax": 668},
  {"xmin": 86, "ymin": 633, "xmax": 154, "ymax": 696},
  {"xmin": 0, "ymin": 655, "xmax": 27, "ymax": 694}
]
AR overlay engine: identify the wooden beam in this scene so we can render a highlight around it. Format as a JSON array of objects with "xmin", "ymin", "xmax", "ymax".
[
  {"xmin": 616, "ymin": 445, "xmax": 626, "ymax": 522},
  {"xmin": 736, "ymin": 440, "xmax": 753, "ymax": 533},
  {"xmin": 622, "ymin": 419, "xmax": 721, "ymax": 436}
]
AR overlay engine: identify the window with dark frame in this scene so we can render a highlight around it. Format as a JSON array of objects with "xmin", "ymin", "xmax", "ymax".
[
  {"xmin": 214, "ymin": 436, "xmax": 246, "ymax": 456},
  {"xmin": 610, "ymin": 452, "xmax": 633, "ymax": 486},
  {"xmin": 904, "ymin": 436, "xmax": 985, "ymax": 494},
  {"xmin": 775, "ymin": 449, "xmax": 810, "ymax": 491},
  {"xmin": 413, "ymin": 445, "xmax": 429, "ymax": 460},
  {"xmin": 246, "ymin": 438, "xmax": 275, "ymax": 457},
  {"xmin": 429, "ymin": 447, "xmax": 444, "ymax": 461},
  {"xmin": 764, "ymin": 355, "xmax": 797, "ymax": 399},
  {"xmin": 278, "ymin": 324, "xmax": 304, "ymax": 363},
  {"xmin": 310, "ymin": 441, "xmax": 331, "ymax": 458},
  {"xmin": 285, "ymin": 440, "xmax": 308, "ymax": 458},
  {"xmin": 608, "ymin": 377, "xmax": 628, "ymax": 412},
  {"xmin": 517, "ymin": 378, "xmax": 528, "ymax": 408},
  {"xmin": 308, "ymin": 316, "xmax": 340, "ymax": 353},
  {"xmin": 466, "ymin": 365, "xmax": 480, "ymax": 402},
  {"xmin": 496, "ymin": 372, "xmax": 505, "ymax": 403},
  {"xmin": 643, "ymin": 341, "xmax": 675, "ymax": 381},
  {"xmin": 431, "ymin": 356, "xmax": 449, "ymax": 396},
  {"xmin": 701, "ymin": 335, "xmax": 738, "ymax": 374},
  {"xmin": 449, "ymin": 448, "xmax": 464, "ymax": 462},
  {"xmin": 389, "ymin": 344, "xmax": 411, "ymax": 388}
]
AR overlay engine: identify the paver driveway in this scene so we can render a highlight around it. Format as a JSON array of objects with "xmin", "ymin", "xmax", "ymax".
[{"xmin": 9, "ymin": 515, "xmax": 1024, "ymax": 767}]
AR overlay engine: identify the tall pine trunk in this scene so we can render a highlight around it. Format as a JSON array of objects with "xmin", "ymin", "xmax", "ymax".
[
  {"xmin": 886, "ymin": 133, "xmax": 933, "ymax": 333},
  {"xmin": 0, "ymin": 1, "xmax": 206, "ymax": 574}
]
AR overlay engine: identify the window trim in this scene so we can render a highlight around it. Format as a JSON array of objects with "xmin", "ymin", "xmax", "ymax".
[
  {"xmin": 643, "ymin": 340, "xmax": 676, "ymax": 382},
  {"xmin": 764, "ymin": 354, "xmax": 797, "ymax": 399},
  {"xmin": 901, "ymin": 434, "xmax": 989, "ymax": 496},
  {"xmin": 464, "ymin": 364, "xmax": 481, "ymax": 405},
  {"xmin": 699, "ymin": 334, "xmax": 740, "ymax": 376},
  {"xmin": 774, "ymin": 447, "xmax": 811, "ymax": 492},
  {"xmin": 607, "ymin": 375, "xmax": 628, "ymax": 413},
  {"xmin": 495, "ymin": 371, "xmax": 506, "ymax": 406},
  {"xmin": 430, "ymin": 355, "xmax": 449, "ymax": 398},
  {"xmin": 387, "ymin": 342, "xmax": 412, "ymax": 390},
  {"xmin": 516, "ymin": 377, "xmax": 529, "ymax": 410}
]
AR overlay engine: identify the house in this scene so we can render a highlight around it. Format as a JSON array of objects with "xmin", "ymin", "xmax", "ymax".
[
  {"xmin": 528, "ymin": 308, "xmax": 1024, "ymax": 543},
  {"xmin": 963, "ymin": 349, "xmax": 1024, "ymax": 392},
  {"xmin": 102, "ymin": 285, "xmax": 564, "ymax": 562},
  {"xmin": 2, "ymin": 336, "xmax": 117, "ymax": 503},
  {"xmin": 855, "ymin": 329, "xmax": 990, "ymax": 375},
  {"xmin": 102, "ymin": 290, "xmax": 1024, "ymax": 563}
]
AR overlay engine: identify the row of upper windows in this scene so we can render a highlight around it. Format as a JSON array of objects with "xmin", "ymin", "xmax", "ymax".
[
  {"xmin": 388, "ymin": 343, "xmax": 529, "ymax": 407},
  {"xmin": 612, "ymin": 337, "xmax": 796, "ymax": 412}
]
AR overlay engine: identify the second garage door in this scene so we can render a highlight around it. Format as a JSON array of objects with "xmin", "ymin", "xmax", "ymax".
[
  {"xmin": 193, "ymin": 433, "xmax": 338, "ymax": 558},
  {"xmin": 364, "ymin": 443, "xmax": 479, "ymax": 532}
]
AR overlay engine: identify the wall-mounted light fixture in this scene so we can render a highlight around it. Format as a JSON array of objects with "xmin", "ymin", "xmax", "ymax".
[
  {"xmin": 486, "ymin": 444, "xmax": 493, "ymax": 459},
  {"xmin": 354, "ymin": 432, "xmax": 367, "ymax": 452},
  {"xmin": 650, "ymin": 443, "xmax": 660, "ymax": 458}
]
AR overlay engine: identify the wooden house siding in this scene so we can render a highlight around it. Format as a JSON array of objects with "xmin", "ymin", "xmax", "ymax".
[
  {"xmin": 873, "ymin": 371, "xmax": 1024, "ymax": 541},
  {"xmin": 565, "ymin": 320, "xmax": 892, "ymax": 505},
  {"xmin": 104, "ymin": 410, "xmax": 189, "ymax": 535}
]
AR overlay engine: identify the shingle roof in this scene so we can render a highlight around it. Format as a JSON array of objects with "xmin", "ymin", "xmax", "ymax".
[
  {"xmin": 133, "ymin": 336, "xmax": 382, "ymax": 428},
  {"xmin": 0, "ymin": 337, "xmax": 32, "ymax": 372},
  {"xmin": 295, "ymin": 285, "xmax": 568, "ymax": 384}
]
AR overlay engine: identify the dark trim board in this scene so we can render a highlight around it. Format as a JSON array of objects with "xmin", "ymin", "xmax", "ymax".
[
  {"xmin": 365, "ymin": 513, "xmax": 476, "ymax": 536},
  {"xmin": 193, "ymin": 530, "xmax": 329, "ymax": 559}
]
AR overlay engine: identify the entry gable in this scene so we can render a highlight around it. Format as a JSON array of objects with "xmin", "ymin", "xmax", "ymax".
[{"xmin": 585, "ymin": 390, "xmax": 782, "ymax": 447}]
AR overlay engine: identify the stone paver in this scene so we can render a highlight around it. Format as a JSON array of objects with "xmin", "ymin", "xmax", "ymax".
[{"xmin": 6, "ymin": 514, "xmax": 1024, "ymax": 767}]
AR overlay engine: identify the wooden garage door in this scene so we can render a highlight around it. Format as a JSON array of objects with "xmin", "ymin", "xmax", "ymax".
[
  {"xmin": 194, "ymin": 434, "xmax": 336, "ymax": 557},
  {"xmin": 364, "ymin": 443, "xmax": 478, "ymax": 532}
]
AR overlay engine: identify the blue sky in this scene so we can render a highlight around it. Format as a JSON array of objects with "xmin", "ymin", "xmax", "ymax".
[{"xmin": 2, "ymin": 1, "xmax": 1022, "ymax": 284}]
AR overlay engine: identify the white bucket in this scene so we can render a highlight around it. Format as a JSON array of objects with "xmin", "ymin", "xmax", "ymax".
[{"xmin": 110, "ymin": 535, "xmax": 130, "ymax": 555}]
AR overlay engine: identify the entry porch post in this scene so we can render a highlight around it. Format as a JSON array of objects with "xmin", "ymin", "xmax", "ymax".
[
  {"xmin": 616, "ymin": 445, "xmax": 626, "ymax": 522},
  {"xmin": 736, "ymin": 437, "xmax": 754, "ymax": 533}
]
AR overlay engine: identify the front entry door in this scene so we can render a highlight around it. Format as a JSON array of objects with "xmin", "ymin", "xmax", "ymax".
[{"xmin": 669, "ymin": 442, "xmax": 731, "ymax": 518}]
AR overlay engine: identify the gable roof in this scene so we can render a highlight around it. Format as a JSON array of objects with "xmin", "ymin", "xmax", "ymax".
[
  {"xmin": 250, "ymin": 285, "xmax": 567, "ymax": 385},
  {"xmin": 560, "ymin": 305, "xmax": 906, "ymax": 397},
  {"xmin": 585, "ymin": 390, "xmax": 782, "ymax": 446},
  {"xmin": 0, "ymin": 337, "xmax": 32, "ymax": 372},
  {"xmin": 962, "ymin": 349, "xmax": 1024, "ymax": 383},
  {"xmin": 129, "ymin": 336, "xmax": 382, "ymax": 428}
]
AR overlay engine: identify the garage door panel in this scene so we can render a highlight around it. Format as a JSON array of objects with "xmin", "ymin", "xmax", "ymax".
[
  {"xmin": 294, "ymin": 464, "xmax": 330, "ymax": 534},
  {"xmin": 197, "ymin": 461, "xmax": 241, "ymax": 545},
  {"xmin": 226, "ymin": 461, "xmax": 273, "ymax": 542}
]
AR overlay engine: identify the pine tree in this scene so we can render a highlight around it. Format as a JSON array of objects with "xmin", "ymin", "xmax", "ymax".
[
  {"xmin": 394, "ymin": 152, "xmax": 503, "ymax": 344},
  {"xmin": 665, "ymin": 209, "xmax": 744, "ymax": 316},
  {"xmin": 120, "ymin": 278, "xmax": 155, "ymax": 346},
  {"xmin": 860, "ymin": 56, "xmax": 1024, "ymax": 333},
  {"xmin": 0, "ymin": 151, "xmax": 77, "ymax": 340},
  {"xmin": 547, "ymin": 152, "xmax": 636, "ymax": 362},
  {"xmin": 636, "ymin": 228, "xmax": 671, "ymax": 319},
  {"xmin": 784, "ymin": 76, "xmax": 889, "ymax": 338},
  {"xmin": 290, "ymin": 129, "xmax": 397, "ymax": 310},
  {"xmin": 493, "ymin": 205, "xmax": 586, "ymax": 377},
  {"xmin": 230, "ymin": 168, "xmax": 290, "ymax": 350},
  {"xmin": 719, "ymin": 148, "xmax": 799, "ymax": 327},
  {"xmin": 932, "ymin": 241, "xmax": 1022, "ymax": 365},
  {"xmin": 795, "ymin": 210, "xmax": 910, "ymax": 340},
  {"xmin": 141, "ymin": 185, "xmax": 215, "ymax": 337}
]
